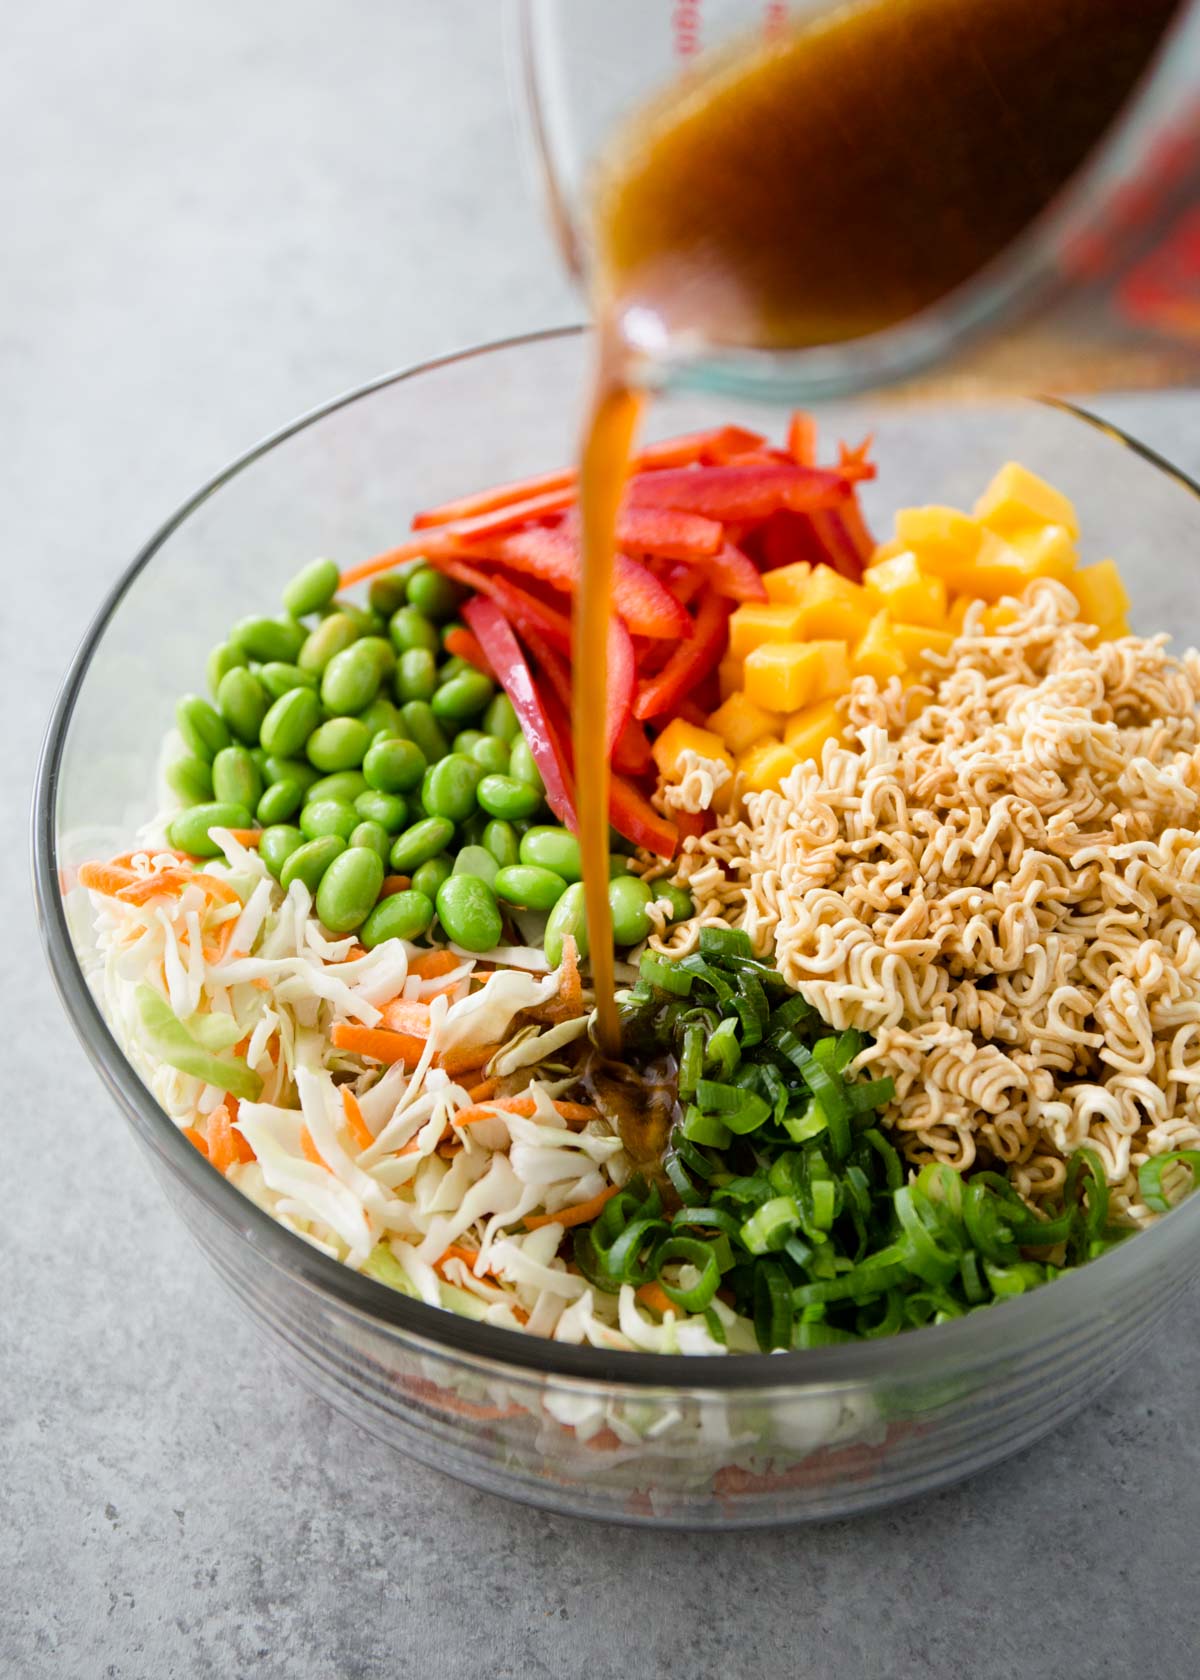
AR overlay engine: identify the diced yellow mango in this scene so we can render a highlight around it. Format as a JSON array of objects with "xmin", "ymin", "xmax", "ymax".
[
  {"xmin": 865, "ymin": 550, "xmax": 948, "ymax": 627},
  {"xmin": 745, "ymin": 641, "xmax": 848, "ymax": 712},
  {"xmin": 946, "ymin": 597, "xmax": 972, "ymax": 634},
  {"xmin": 867, "ymin": 538, "xmax": 906, "ymax": 568},
  {"xmin": 1070, "ymin": 558, "xmax": 1131, "ymax": 627},
  {"xmin": 651, "ymin": 719, "xmax": 734, "ymax": 781},
  {"xmin": 783, "ymin": 698, "xmax": 844, "ymax": 764},
  {"xmin": 762, "ymin": 561, "xmax": 813, "ymax": 603},
  {"xmin": 890, "ymin": 623, "xmax": 957, "ymax": 667},
  {"xmin": 706, "ymin": 692, "xmax": 783, "ymax": 756},
  {"xmin": 1096, "ymin": 616, "xmax": 1131, "ymax": 642},
  {"xmin": 797, "ymin": 567, "xmax": 880, "ymax": 641},
  {"xmin": 1004, "ymin": 523, "xmax": 1077, "ymax": 581},
  {"xmin": 852, "ymin": 611, "xmax": 907, "ymax": 682},
  {"xmin": 973, "ymin": 461, "xmax": 1079, "ymax": 540},
  {"xmin": 728, "ymin": 601, "xmax": 808, "ymax": 660},
  {"xmin": 738, "ymin": 738, "xmax": 800, "ymax": 792},
  {"xmin": 895, "ymin": 509, "xmax": 986, "ymax": 593},
  {"xmin": 953, "ymin": 529, "xmax": 1053, "ymax": 603},
  {"xmin": 980, "ymin": 602, "xmax": 1020, "ymax": 633},
  {"xmin": 718, "ymin": 657, "xmax": 744, "ymax": 701}
]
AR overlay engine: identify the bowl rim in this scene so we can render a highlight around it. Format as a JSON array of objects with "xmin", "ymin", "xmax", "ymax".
[{"xmin": 32, "ymin": 323, "xmax": 1200, "ymax": 1390}]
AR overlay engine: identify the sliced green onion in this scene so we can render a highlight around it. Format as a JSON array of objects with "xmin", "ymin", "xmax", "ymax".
[
  {"xmin": 655, "ymin": 1237, "xmax": 721, "ymax": 1311},
  {"xmin": 1139, "ymin": 1149, "xmax": 1200, "ymax": 1214},
  {"xmin": 681, "ymin": 1104, "xmax": 733, "ymax": 1149},
  {"xmin": 699, "ymin": 925, "xmax": 753, "ymax": 961},
  {"xmin": 753, "ymin": 1260, "xmax": 793, "ymax": 1350},
  {"xmin": 639, "ymin": 953, "xmax": 693, "ymax": 996},
  {"xmin": 740, "ymin": 1195, "xmax": 800, "ymax": 1255}
]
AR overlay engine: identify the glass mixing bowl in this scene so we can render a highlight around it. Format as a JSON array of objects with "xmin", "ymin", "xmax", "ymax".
[{"xmin": 33, "ymin": 327, "xmax": 1200, "ymax": 1526}]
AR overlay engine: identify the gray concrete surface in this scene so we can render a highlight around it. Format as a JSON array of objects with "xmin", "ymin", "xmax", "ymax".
[{"xmin": 4, "ymin": 3, "xmax": 1200, "ymax": 1676}]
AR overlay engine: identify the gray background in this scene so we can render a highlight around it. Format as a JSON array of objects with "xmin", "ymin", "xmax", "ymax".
[{"xmin": 5, "ymin": 3, "xmax": 1200, "ymax": 1676}]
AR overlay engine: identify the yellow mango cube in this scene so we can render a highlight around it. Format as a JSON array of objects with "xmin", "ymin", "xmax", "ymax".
[
  {"xmin": 1004, "ymin": 523, "xmax": 1077, "ymax": 581},
  {"xmin": 738, "ymin": 738, "xmax": 800, "ymax": 792},
  {"xmin": 706, "ymin": 692, "xmax": 782, "ymax": 756},
  {"xmin": 728, "ymin": 601, "xmax": 808, "ymax": 660},
  {"xmin": 865, "ymin": 550, "xmax": 948, "ymax": 627},
  {"xmin": 973, "ymin": 461, "xmax": 1079, "ymax": 540},
  {"xmin": 1096, "ymin": 617, "xmax": 1131, "ymax": 642},
  {"xmin": 718, "ymin": 657, "xmax": 744, "ymax": 700},
  {"xmin": 783, "ymin": 698, "xmax": 844, "ymax": 764},
  {"xmin": 954, "ymin": 529, "xmax": 1051, "ymax": 603},
  {"xmin": 852, "ymin": 611, "xmax": 907, "ymax": 682},
  {"xmin": 744, "ymin": 641, "xmax": 843, "ymax": 712},
  {"xmin": 796, "ymin": 567, "xmax": 880, "ymax": 641},
  {"xmin": 1070, "ymin": 558, "xmax": 1131, "ymax": 627},
  {"xmin": 867, "ymin": 538, "xmax": 906, "ymax": 568},
  {"xmin": 890, "ymin": 623, "xmax": 956, "ymax": 667},
  {"xmin": 762, "ymin": 561, "xmax": 813, "ymax": 603},
  {"xmin": 651, "ymin": 719, "xmax": 734, "ymax": 781},
  {"xmin": 980, "ymin": 602, "xmax": 1020, "ymax": 633},
  {"xmin": 946, "ymin": 597, "xmax": 972, "ymax": 634},
  {"xmin": 894, "ymin": 508, "xmax": 986, "ymax": 593}
]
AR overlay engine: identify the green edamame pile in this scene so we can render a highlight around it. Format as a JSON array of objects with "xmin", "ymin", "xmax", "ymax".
[{"xmin": 165, "ymin": 559, "xmax": 694, "ymax": 959}]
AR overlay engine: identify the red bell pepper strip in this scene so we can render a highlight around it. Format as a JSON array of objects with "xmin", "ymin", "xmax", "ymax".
[
  {"xmin": 838, "ymin": 436, "xmax": 876, "ymax": 481},
  {"xmin": 787, "ymin": 411, "xmax": 818, "ymax": 467},
  {"xmin": 463, "ymin": 527, "xmax": 692, "ymax": 640},
  {"xmin": 609, "ymin": 773, "xmax": 678, "ymax": 860},
  {"xmin": 627, "ymin": 463, "xmax": 852, "ymax": 522},
  {"xmin": 517, "ymin": 620, "xmax": 573, "ymax": 715},
  {"xmin": 461, "ymin": 597, "xmax": 575, "ymax": 826},
  {"xmin": 659, "ymin": 563, "xmax": 707, "ymax": 609},
  {"xmin": 807, "ymin": 509, "xmax": 865, "ymax": 583},
  {"xmin": 674, "ymin": 809, "xmax": 712, "ymax": 844},
  {"xmin": 442, "ymin": 626, "xmax": 493, "ymax": 675},
  {"xmin": 425, "ymin": 553, "xmax": 572, "ymax": 655},
  {"xmin": 700, "ymin": 542, "xmax": 768, "ymax": 603},
  {"xmin": 633, "ymin": 589, "xmax": 731, "ymax": 722},
  {"xmin": 594, "ymin": 505, "xmax": 725, "ymax": 560},
  {"xmin": 606, "ymin": 617, "xmax": 636, "ymax": 757},
  {"xmin": 612, "ymin": 715, "xmax": 654, "ymax": 777},
  {"xmin": 836, "ymin": 495, "xmax": 877, "ymax": 567}
]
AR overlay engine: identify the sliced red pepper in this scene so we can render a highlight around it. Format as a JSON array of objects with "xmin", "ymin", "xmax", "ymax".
[
  {"xmin": 674, "ymin": 809, "xmax": 712, "ymax": 843},
  {"xmin": 838, "ymin": 435, "xmax": 876, "ymax": 482},
  {"xmin": 674, "ymin": 698, "xmax": 710, "ymax": 729},
  {"xmin": 442, "ymin": 626, "xmax": 493, "ymax": 675},
  {"xmin": 461, "ymin": 597, "xmax": 575, "ymax": 826},
  {"xmin": 606, "ymin": 617, "xmax": 636, "ymax": 757},
  {"xmin": 807, "ymin": 509, "xmax": 865, "ymax": 583},
  {"xmin": 601, "ymin": 505, "xmax": 725, "ymax": 560},
  {"xmin": 463, "ymin": 527, "xmax": 692, "ymax": 640},
  {"xmin": 612, "ymin": 715, "xmax": 654, "ymax": 777},
  {"xmin": 517, "ymin": 621, "xmax": 573, "ymax": 715},
  {"xmin": 700, "ymin": 542, "xmax": 768, "ymax": 603},
  {"xmin": 426, "ymin": 554, "xmax": 572, "ymax": 654},
  {"xmin": 787, "ymin": 411, "xmax": 818, "ymax": 466},
  {"xmin": 627, "ymin": 463, "xmax": 851, "ymax": 522},
  {"xmin": 633, "ymin": 589, "xmax": 731, "ymax": 722},
  {"xmin": 836, "ymin": 495, "xmax": 877, "ymax": 567},
  {"xmin": 609, "ymin": 773, "xmax": 678, "ymax": 860}
]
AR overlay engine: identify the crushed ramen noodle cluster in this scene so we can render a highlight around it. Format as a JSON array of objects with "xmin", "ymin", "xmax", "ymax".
[{"xmin": 656, "ymin": 581, "xmax": 1200, "ymax": 1223}]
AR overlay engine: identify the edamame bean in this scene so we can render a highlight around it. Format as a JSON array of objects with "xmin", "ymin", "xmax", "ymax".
[
  {"xmin": 431, "ymin": 668, "xmax": 494, "ymax": 723},
  {"xmin": 388, "ymin": 605, "xmax": 439, "ymax": 655},
  {"xmin": 394, "ymin": 648, "xmax": 437, "ymax": 704},
  {"xmin": 544, "ymin": 881, "xmax": 588, "ymax": 967},
  {"xmin": 280, "ymin": 834, "xmax": 346, "ymax": 894},
  {"xmin": 477, "ymin": 774, "xmax": 542, "ymax": 822},
  {"xmin": 470, "ymin": 734, "xmax": 510, "ymax": 776},
  {"xmin": 165, "ymin": 755, "xmax": 213, "ymax": 805},
  {"xmin": 211, "ymin": 744, "xmax": 262, "ymax": 810},
  {"xmin": 508, "ymin": 736, "xmax": 543, "ymax": 791},
  {"xmin": 406, "ymin": 566, "xmax": 465, "ymax": 620},
  {"xmin": 483, "ymin": 693, "xmax": 519, "ymax": 743},
  {"xmin": 493, "ymin": 864, "xmax": 567, "ymax": 913},
  {"xmin": 216, "ymin": 666, "xmax": 269, "ymax": 744},
  {"xmin": 299, "ymin": 798, "xmax": 360, "ymax": 842},
  {"xmin": 282, "ymin": 557, "xmax": 340, "ymax": 619},
  {"xmin": 609, "ymin": 874, "xmax": 655, "ymax": 946},
  {"xmin": 461, "ymin": 811, "xmax": 489, "ymax": 848},
  {"xmin": 257, "ymin": 779, "xmax": 304, "ymax": 825},
  {"xmin": 363, "ymin": 736, "xmax": 426, "ymax": 794},
  {"xmin": 482, "ymin": 819, "xmax": 520, "ymax": 869},
  {"xmin": 438, "ymin": 656, "xmax": 472, "ymax": 684},
  {"xmin": 298, "ymin": 611, "xmax": 362, "ymax": 675},
  {"xmin": 411, "ymin": 854, "xmax": 453, "ymax": 900},
  {"xmin": 355, "ymin": 789, "xmax": 408, "ymax": 832},
  {"xmin": 453, "ymin": 729, "xmax": 486, "ymax": 756},
  {"xmin": 389, "ymin": 816, "xmax": 456, "ymax": 872},
  {"xmin": 452, "ymin": 845, "xmax": 499, "ymax": 888},
  {"xmin": 176, "ymin": 694, "xmax": 230, "ymax": 763},
  {"xmin": 206, "ymin": 641, "xmax": 248, "ymax": 698},
  {"xmin": 306, "ymin": 717, "xmax": 371, "ymax": 773},
  {"xmin": 397, "ymin": 700, "xmax": 449, "ymax": 765},
  {"xmin": 357, "ymin": 695, "xmax": 401, "ymax": 737},
  {"xmin": 368, "ymin": 571, "xmax": 411, "ymax": 620},
  {"xmin": 609, "ymin": 854, "xmax": 635, "ymax": 877},
  {"xmin": 520, "ymin": 825, "xmax": 581, "ymax": 882},
  {"xmin": 260, "ymin": 686, "xmax": 321, "ymax": 758},
  {"xmin": 321, "ymin": 642, "xmax": 384, "ymax": 715},
  {"xmin": 229, "ymin": 614, "xmax": 306, "ymax": 664},
  {"xmin": 308, "ymin": 770, "xmax": 369, "ymax": 804},
  {"xmin": 336, "ymin": 601, "xmax": 386, "ymax": 638},
  {"xmin": 422, "ymin": 754, "xmax": 481, "ymax": 824},
  {"xmin": 361, "ymin": 889, "xmax": 435, "ymax": 947},
  {"xmin": 349, "ymin": 819, "xmax": 390, "ymax": 862},
  {"xmin": 652, "ymin": 881, "xmax": 694, "ymax": 923},
  {"xmin": 263, "ymin": 754, "xmax": 321, "ymax": 793},
  {"xmin": 315, "ymin": 846, "xmax": 385, "ymax": 934},
  {"xmin": 435, "ymin": 873, "xmax": 502, "ymax": 953},
  {"xmin": 167, "ymin": 801, "xmax": 253, "ymax": 858},
  {"xmin": 259, "ymin": 823, "xmax": 305, "ymax": 879},
  {"xmin": 259, "ymin": 661, "xmax": 318, "ymax": 700}
]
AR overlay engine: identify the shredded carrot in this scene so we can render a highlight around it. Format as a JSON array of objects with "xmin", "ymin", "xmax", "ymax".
[
  {"xmin": 337, "ymin": 944, "xmax": 367, "ymax": 963},
  {"xmin": 635, "ymin": 1282, "xmax": 678, "ymax": 1318},
  {"xmin": 182, "ymin": 1125, "xmax": 210, "ymax": 1159},
  {"xmin": 409, "ymin": 949, "xmax": 461, "ymax": 980},
  {"xmin": 379, "ymin": 874, "xmax": 412, "ymax": 898},
  {"xmin": 453, "ymin": 1095, "xmax": 598, "ymax": 1129},
  {"xmin": 329, "ymin": 1021, "xmax": 424, "ymax": 1067},
  {"xmin": 207, "ymin": 1104, "xmax": 255, "ymax": 1173},
  {"xmin": 435, "ymin": 1243, "xmax": 483, "ymax": 1273},
  {"xmin": 558, "ymin": 933, "xmax": 582, "ymax": 1017},
  {"xmin": 341, "ymin": 1087, "xmax": 375, "ymax": 1153},
  {"xmin": 78, "ymin": 861, "xmax": 139, "ymax": 897},
  {"xmin": 223, "ymin": 828, "xmax": 262, "ymax": 847},
  {"xmin": 201, "ymin": 917, "xmax": 241, "ymax": 964},
  {"xmin": 466, "ymin": 1076, "xmax": 498, "ymax": 1103},
  {"xmin": 787, "ymin": 410, "xmax": 817, "ymax": 467},
  {"xmin": 299, "ymin": 1125, "xmax": 330, "ymax": 1170},
  {"xmin": 583, "ymin": 1426, "xmax": 623, "ymax": 1452},
  {"xmin": 381, "ymin": 998, "xmax": 432, "ymax": 1036},
  {"xmin": 523, "ymin": 1184, "xmax": 621, "ymax": 1231},
  {"xmin": 442, "ymin": 626, "xmax": 492, "ymax": 675},
  {"xmin": 438, "ymin": 1041, "xmax": 502, "ymax": 1078}
]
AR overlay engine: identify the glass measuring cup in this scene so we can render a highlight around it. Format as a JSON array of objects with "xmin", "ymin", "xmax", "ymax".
[{"xmin": 511, "ymin": 0, "xmax": 1200, "ymax": 401}]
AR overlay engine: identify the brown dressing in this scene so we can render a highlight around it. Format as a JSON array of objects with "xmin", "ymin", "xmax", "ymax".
[{"xmin": 575, "ymin": 0, "xmax": 1180, "ymax": 1052}]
